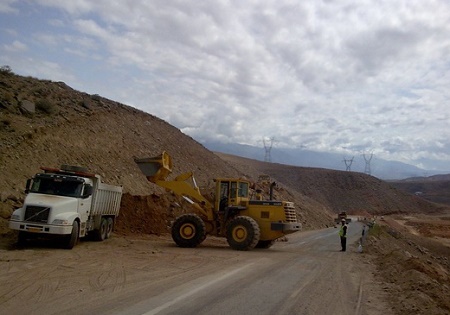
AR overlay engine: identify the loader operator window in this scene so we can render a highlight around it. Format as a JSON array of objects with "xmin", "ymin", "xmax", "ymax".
[
  {"xmin": 219, "ymin": 182, "xmax": 229, "ymax": 212},
  {"xmin": 238, "ymin": 182, "xmax": 249, "ymax": 197},
  {"xmin": 230, "ymin": 182, "xmax": 237, "ymax": 199}
]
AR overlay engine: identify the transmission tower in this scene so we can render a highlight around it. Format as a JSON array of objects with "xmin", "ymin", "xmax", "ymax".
[
  {"xmin": 343, "ymin": 156, "xmax": 354, "ymax": 171},
  {"xmin": 363, "ymin": 152, "xmax": 373, "ymax": 175},
  {"xmin": 263, "ymin": 137, "xmax": 275, "ymax": 162}
]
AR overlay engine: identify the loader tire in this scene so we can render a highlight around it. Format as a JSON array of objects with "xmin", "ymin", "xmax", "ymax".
[
  {"xmin": 255, "ymin": 240, "xmax": 275, "ymax": 249},
  {"xmin": 226, "ymin": 216, "xmax": 260, "ymax": 251},
  {"xmin": 171, "ymin": 214, "xmax": 206, "ymax": 248}
]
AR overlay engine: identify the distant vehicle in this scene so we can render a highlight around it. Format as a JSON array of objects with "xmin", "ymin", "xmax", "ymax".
[
  {"xmin": 334, "ymin": 211, "xmax": 351, "ymax": 224},
  {"xmin": 135, "ymin": 151, "xmax": 301, "ymax": 250},
  {"xmin": 9, "ymin": 165, "xmax": 123, "ymax": 249}
]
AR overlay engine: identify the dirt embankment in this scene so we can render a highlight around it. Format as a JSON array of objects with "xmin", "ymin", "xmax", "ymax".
[{"xmin": 364, "ymin": 216, "xmax": 450, "ymax": 315}]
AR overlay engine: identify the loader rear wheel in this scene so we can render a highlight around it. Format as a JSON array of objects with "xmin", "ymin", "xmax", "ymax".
[
  {"xmin": 226, "ymin": 216, "xmax": 260, "ymax": 251},
  {"xmin": 171, "ymin": 214, "xmax": 206, "ymax": 248}
]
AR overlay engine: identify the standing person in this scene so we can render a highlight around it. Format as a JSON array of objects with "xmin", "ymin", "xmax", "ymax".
[
  {"xmin": 361, "ymin": 225, "xmax": 367, "ymax": 244},
  {"xmin": 339, "ymin": 219, "xmax": 348, "ymax": 251}
]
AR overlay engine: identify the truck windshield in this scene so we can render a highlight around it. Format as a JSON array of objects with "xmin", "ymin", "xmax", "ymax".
[{"xmin": 30, "ymin": 176, "xmax": 83, "ymax": 197}]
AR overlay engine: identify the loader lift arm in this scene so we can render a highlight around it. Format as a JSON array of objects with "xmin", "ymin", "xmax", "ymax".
[{"xmin": 134, "ymin": 152, "xmax": 214, "ymax": 221}]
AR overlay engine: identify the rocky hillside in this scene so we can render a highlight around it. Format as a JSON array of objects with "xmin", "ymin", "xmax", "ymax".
[
  {"xmin": 389, "ymin": 177, "xmax": 450, "ymax": 206},
  {"xmin": 216, "ymin": 153, "xmax": 449, "ymax": 216},
  {"xmin": 1, "ymin": 70, "xmax": 447, "ymax": 236}
]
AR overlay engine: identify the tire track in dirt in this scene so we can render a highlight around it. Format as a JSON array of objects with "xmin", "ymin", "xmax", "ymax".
[{"xmin": 0, "ymin": 254, "xmax": 63, "ymax": 306}]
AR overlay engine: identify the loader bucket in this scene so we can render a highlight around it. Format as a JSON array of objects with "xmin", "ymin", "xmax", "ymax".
[{"xmin": 134, "ymin": 151, "xmax": 173, "ymax": 182}]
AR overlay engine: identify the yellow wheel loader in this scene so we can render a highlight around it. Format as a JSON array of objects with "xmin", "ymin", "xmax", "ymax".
[{"xmin": 134, "ymin": 152, "xmax": 301, "ymax": 250}]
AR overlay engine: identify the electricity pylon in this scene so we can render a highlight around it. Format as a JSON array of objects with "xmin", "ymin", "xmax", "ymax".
[
  {"xmin": 363, "ymin": 152, "xmax": 373, "ymax": 175},
  {"xmin": 343, "ymin": 156, "xmax": 354, "ymax": 171},
  {"xmin": 263, "ymin": 137, "xmax": 275, "ymax": 162}
]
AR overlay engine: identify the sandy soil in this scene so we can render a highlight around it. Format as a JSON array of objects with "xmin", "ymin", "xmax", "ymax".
[
  {"xmin": 0, "ymin": 225, "xmax": 392, "ymax": 315},
  {"xmin": 364, "ymin": 215, "xmax": 450, "ymax": 315}
]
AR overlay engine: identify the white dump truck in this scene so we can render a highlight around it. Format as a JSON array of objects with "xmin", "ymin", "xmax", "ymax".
[{"xmin": 9, "ymin": 165, "xmax": 123, "ymax": 249}]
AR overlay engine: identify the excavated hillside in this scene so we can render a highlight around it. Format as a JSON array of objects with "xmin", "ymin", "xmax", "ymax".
[
  {"xmin": 0, "ymin": 71, "xmax": 447, "ymax": 237},
  {"xmin": 0, "ymin": 71, "xmax": 335, "ymax": 236}
]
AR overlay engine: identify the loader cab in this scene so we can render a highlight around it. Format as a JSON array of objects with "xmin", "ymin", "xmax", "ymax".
[{"xmin": 215, "ymin": 178, "xmax": 250, "ymax": 212}]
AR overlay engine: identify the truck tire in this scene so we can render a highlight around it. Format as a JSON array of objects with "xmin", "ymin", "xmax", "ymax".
[
  {"xmin": 226, "ymin": 216, "xmax": 260, "ymax": 251},
  {"xmin": 65, "ymin": 221, "xmax": 79, "ymax": 249},
  {"xmin": 17, "ymin": 231, "xmax": 28, "ymax": 246},
  {"xmin": 94, "ymin": 218, "xmax": 108, "ymax": 241},
  {"xmin": 255, "ymin": 240, "xmax": 275, "ymax": 249},
  {"xmin": 171, "ymin": 214, "xmax": 206, "ymax": 248},
  {"xmin": 106, "ymin": 217, "xmax": 114, "ymax": 239}
]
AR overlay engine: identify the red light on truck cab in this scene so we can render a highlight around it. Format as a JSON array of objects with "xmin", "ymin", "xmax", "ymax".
[{"xmin": 40, "ymin": 167, "xmax": 96, "ymax": 178}]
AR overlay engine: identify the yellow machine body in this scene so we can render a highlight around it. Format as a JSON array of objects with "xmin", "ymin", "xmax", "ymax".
[{"xmin": 135, "ymin": 152, "xmax": 301, "ymax": 250}]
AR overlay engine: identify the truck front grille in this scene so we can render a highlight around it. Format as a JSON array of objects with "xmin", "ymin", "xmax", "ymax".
[
  {"xmin": 284, "ymin": 202, "xmax": 297, "ymax": 223},
  {"xmin": 24, "ymin": 206, "xmax": 50, "ymax": 223}
]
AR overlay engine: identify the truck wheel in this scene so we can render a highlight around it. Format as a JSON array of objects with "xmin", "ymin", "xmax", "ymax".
[
  {"xmin": 94, "ymin": 218, "xmax": 108, "ymax": 241},
  {"xmin": 226, "ymin": 216, "xmax": 260, "ymax": 251},
  {"xmin": 106, "ymin": 217, "xmax": 114, "ymax": 239},
  {"xmin": 255, "ymin": 240, "xmax": 275, "ymax": 249},
  {"xmin": 65, "ymin": 221, "xmax": 79, "ymax": 249},
  {"xmin": 171, "ymin": 214, "xmax": 206, "ymax": 248},
  {"xmin": 17, "ymin": 231, "xmax": 28, "ymax": 246}
]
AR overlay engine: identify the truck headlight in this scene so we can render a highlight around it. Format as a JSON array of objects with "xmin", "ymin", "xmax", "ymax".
[
  {"xmin": 10, "ymin": 214, "xmax": 20, "ymax": 221},
  {"xmin": 52, "ymin": 219, "xmax": 70, "ymax": 225}
]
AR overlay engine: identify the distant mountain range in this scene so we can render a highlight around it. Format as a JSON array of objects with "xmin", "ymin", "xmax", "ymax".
[{"xmin": 203, "ymin": 141, "xmax": 450, "ymax": 180}]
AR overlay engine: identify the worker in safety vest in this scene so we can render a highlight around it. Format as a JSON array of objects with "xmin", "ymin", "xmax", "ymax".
[{"xmin": 339, "ymin": 219, "xmax": 348, "ymax": 251}]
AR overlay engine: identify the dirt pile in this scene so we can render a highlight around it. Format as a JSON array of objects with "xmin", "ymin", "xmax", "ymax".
[{"xmin": 364, "ymin": 217, "xmax": 450, "ymax": 315}]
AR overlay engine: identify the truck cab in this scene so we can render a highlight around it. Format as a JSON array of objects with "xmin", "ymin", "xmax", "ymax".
[{"xmin": 9, "ymin": 166, "xmax": 122, "ymax": 249}]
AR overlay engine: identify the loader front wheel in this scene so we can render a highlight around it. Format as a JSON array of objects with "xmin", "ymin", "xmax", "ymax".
[
  {"xmin": 255, "ymin": 240, "xmax": 275, "ymax": 249},
  {"xmin": 226, "ymin": 216, "xmax": 260, "ymax": 251},
  {"xmin": 171, "ymin": 214, "xmax": 206, "ymax": 248}
]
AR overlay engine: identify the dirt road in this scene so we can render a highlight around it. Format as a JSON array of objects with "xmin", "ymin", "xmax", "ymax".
[{"xmin": 0, "ymin": 222, "xmax": 391, "ymax": 315}]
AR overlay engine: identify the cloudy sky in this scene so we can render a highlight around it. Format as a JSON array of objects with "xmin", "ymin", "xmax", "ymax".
[{"xmin": 1, "ymin": 0, "xmax": 450, "ymax": 170}]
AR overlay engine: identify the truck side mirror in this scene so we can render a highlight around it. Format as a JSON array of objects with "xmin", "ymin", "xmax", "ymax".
[
  {"xmin": 25, "ymin": 179, "xmax": 31, "ymax": 194},
  {"xmin": 83, "ymin": 184, "xmax": 93, "ymax": 198}
]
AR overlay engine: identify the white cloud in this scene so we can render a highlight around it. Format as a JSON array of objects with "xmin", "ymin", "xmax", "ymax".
[
  {"xmin": 3, "ymin": 40, "xmax": 27, "ymax": 52},
  {"xmin": 0, "ymin": 0, "xmax": 18, "ymax": 13}
]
